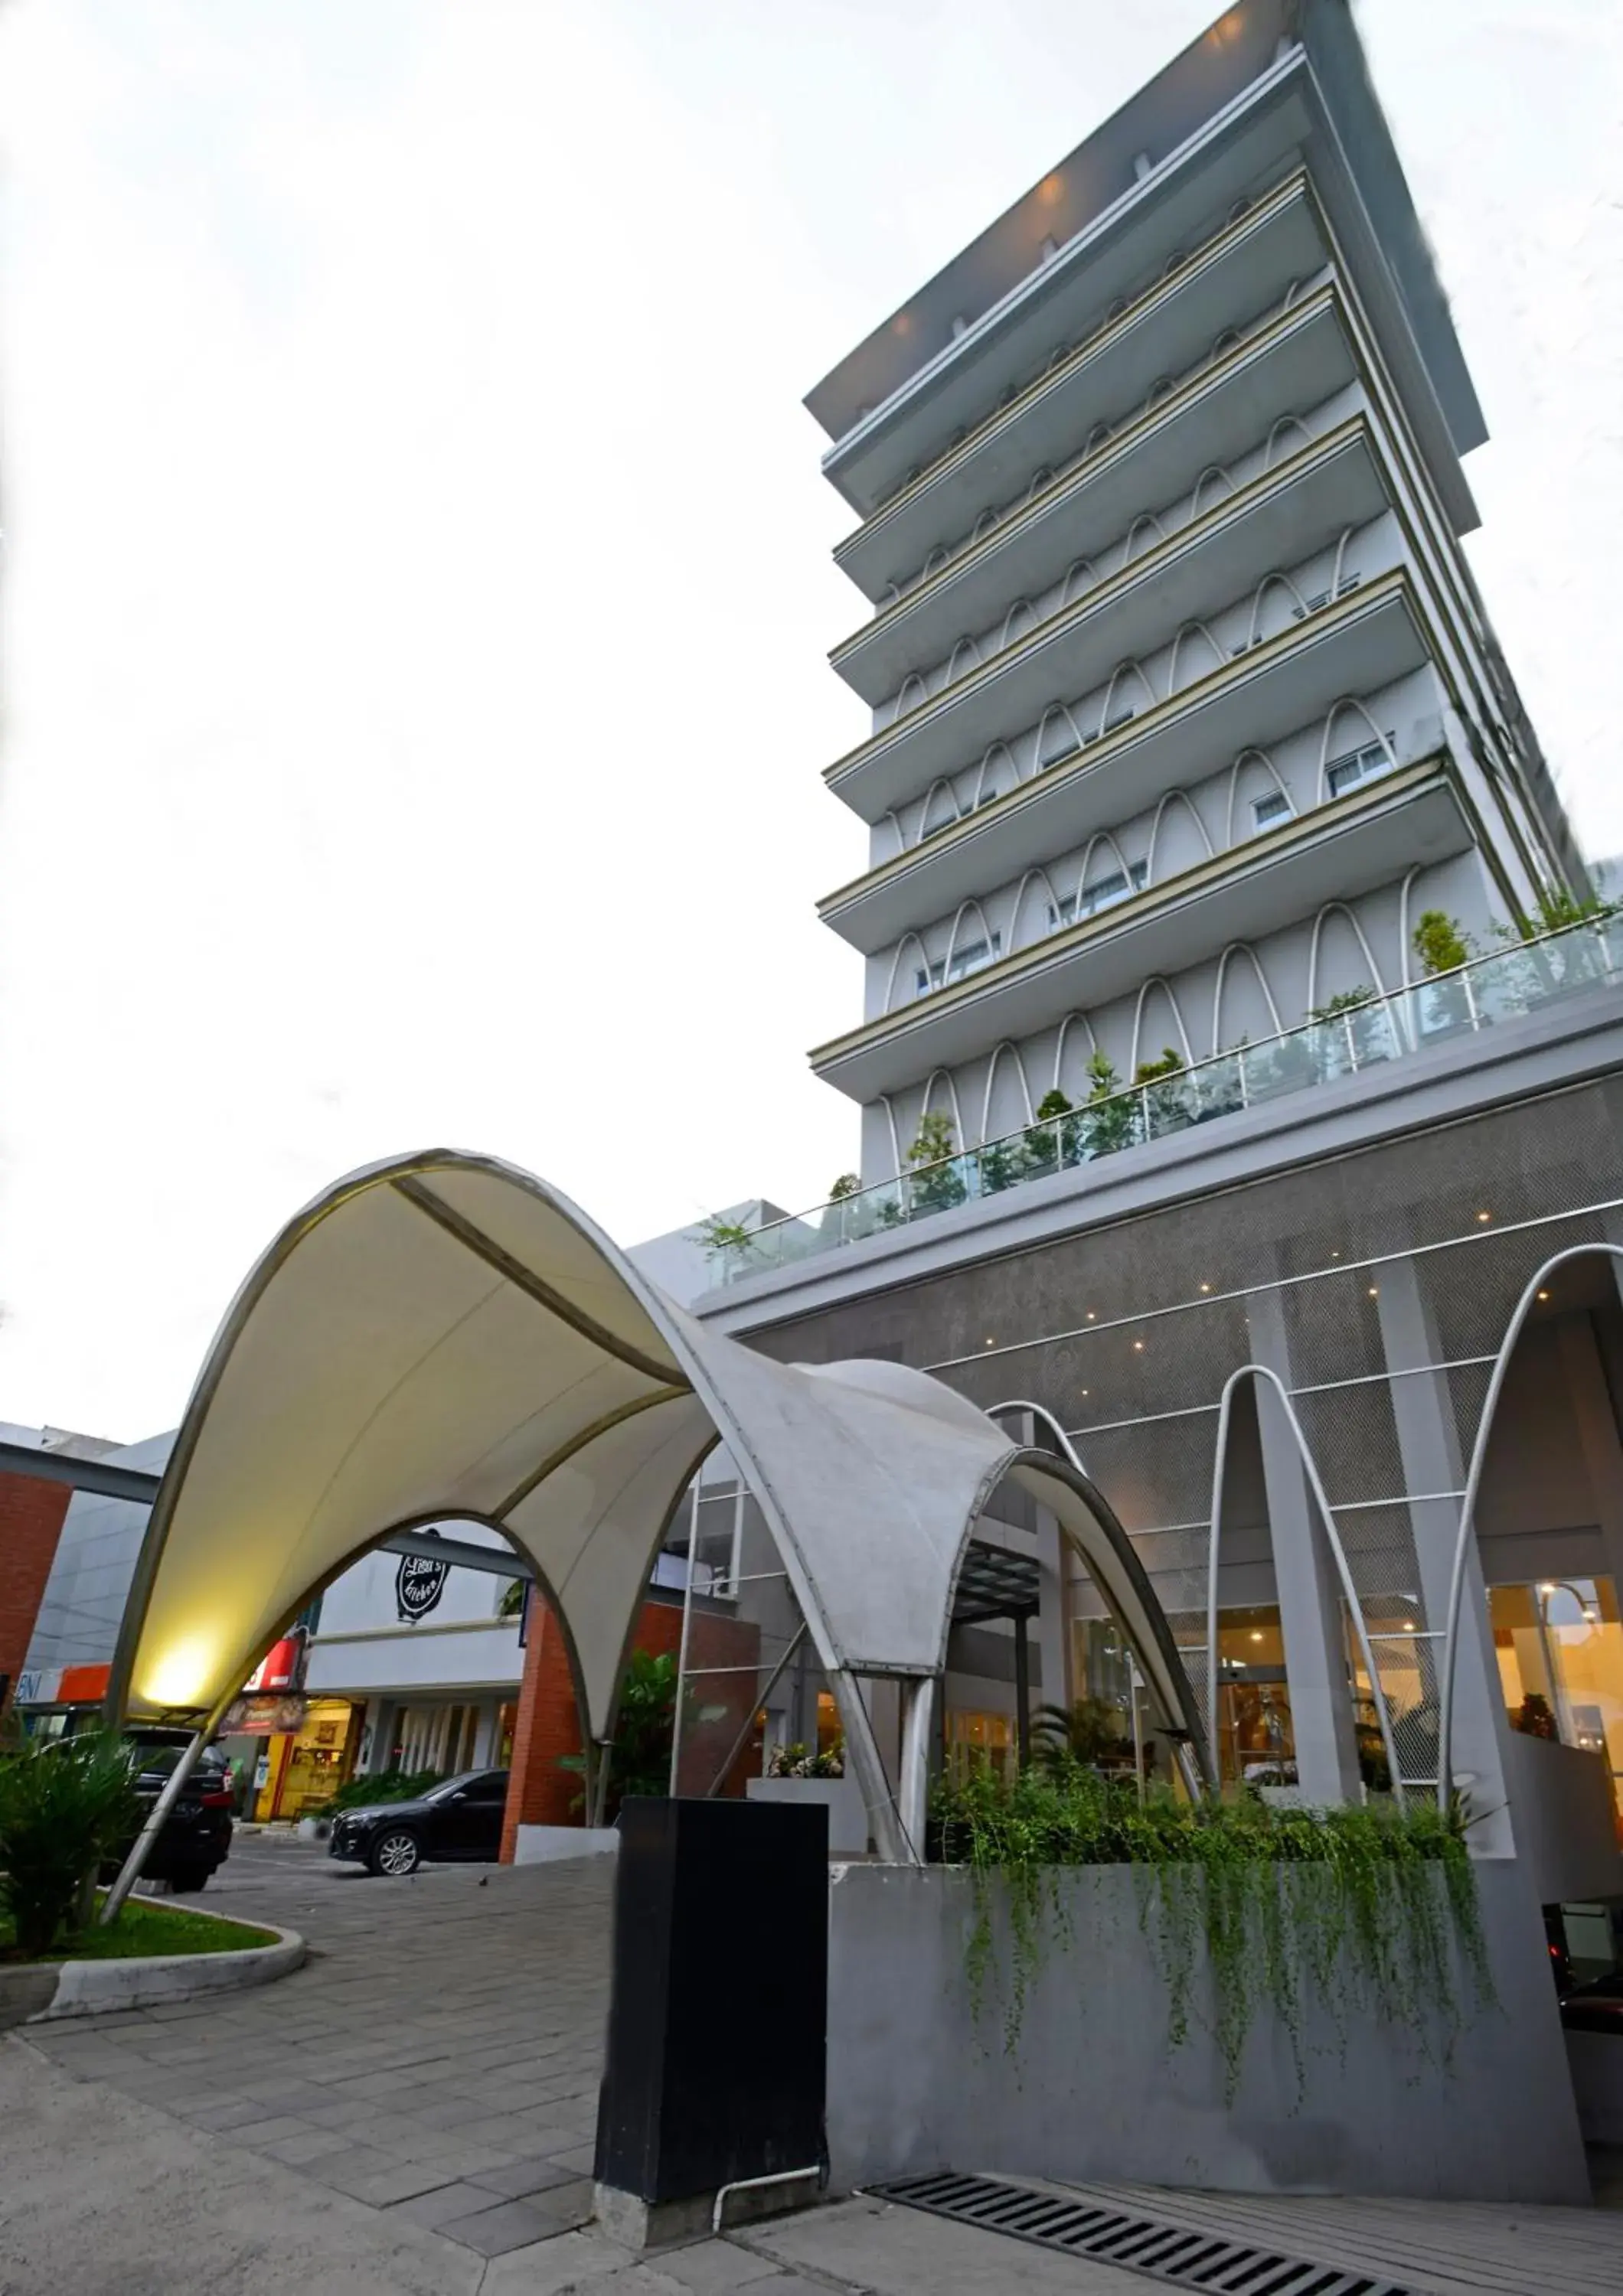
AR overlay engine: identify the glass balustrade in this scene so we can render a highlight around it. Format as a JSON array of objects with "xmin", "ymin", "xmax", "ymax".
[{"xmin": 706, "ymin": 916, "xmax": 1623, "ymax": 1287}]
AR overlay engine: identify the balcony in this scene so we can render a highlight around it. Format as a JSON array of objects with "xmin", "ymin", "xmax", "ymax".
[
  {"xmin": 812, "ymin": 757, "xmax": 1470, "ymax": 1104},
  {"xmin": 831, "ymin": 172, "xmax": 1328, "ymax": 579},
  {"xmin": 832, "ymin": 282, "xmax": 1357, "ymax": 687},
  {"xmin": 812, "ymin": 51, "xmax": 1481, "ymax": 539},
  {"xmin": 821, "ymin": 566, "xmax": 1431, "ymax": 960},
  {"xmin": 717, "ymin": 916, "xmax": 1623, "ymax": 1290},
  {"xmin": 827, "ymin": 419, "xmax": 1395, "ymax": 828}
]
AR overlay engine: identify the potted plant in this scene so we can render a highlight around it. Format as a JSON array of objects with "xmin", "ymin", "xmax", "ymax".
[
  {"xmin": 1412, "ymin": 910, "xmax": 1475, "ymax": 1039},
  {"xmin": 1135, "ymin": 1047, "xmax": 1190, "ymax": 1136},
  {"xmin": 1079, "ymin": 1052, "xmax": 1139, "ymax": 1158},
  {"xmin": 746, "ymin": 1736, "xmax": 867, "ymax": 1853},
  {"xmin": 905, "ymin": 1112, "xmax": 968, "ymax": 1215}
]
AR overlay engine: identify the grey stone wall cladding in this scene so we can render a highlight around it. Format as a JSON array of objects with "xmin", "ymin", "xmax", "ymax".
[
  {"xmin": 825, "ymin": 1859, "xmax": 1591, "ymax": 2203},
  {"xmin": 749, "ymin": 1078, "xmax": 1623, "ymax": 1636}
]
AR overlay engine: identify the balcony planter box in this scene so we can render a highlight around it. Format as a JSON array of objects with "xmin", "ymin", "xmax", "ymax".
[
  {"xmin": 825, "ymin": 1860, "xmax": 1588, "ymax": 2204},
  {"xmin": 746, "ymin": 1774, "xmax": 867, "ymax": 1855}
]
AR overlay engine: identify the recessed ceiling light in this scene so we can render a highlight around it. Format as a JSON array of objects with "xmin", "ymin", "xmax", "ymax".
[
  {"xmin": 1132, "ymin": 1339, "xmax": 1145, "ymax": 1352},
  {"xmin": 984, "ymin": 1337, "xmax": 995, "ymax": 1347},
  {"xmin": 1199, "ymin": 1282, "xmax": 1210, "ymax": 1293},
  {"xmin": 1249, "ymin": 1630, "xmax": 1264, "ymax": 1643},
  {"xmin": 1476, "ymin": 1210, "xmax": 1491, "ymax": 1223},
  {"xmin": 1536, "ymin": 1290, "xmax": 1551, "ymax": 1303},
  {"xmin": 1368, "ymin": 1286, "xmax": 1379, "ymax": 1298}
]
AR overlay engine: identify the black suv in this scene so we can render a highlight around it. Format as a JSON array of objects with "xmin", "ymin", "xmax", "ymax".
[
  {"xmin": 101, "ymin": 1735, "xmax": 235, "ymax": 1893},
  {"xmin": 328, "ymin": 1769, "xmax": 509, "ymax": 1876}
]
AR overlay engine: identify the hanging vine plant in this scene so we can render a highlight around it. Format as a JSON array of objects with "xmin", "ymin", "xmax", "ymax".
[{"xmin": 930, "ymin": 1760, "xmax": 1492, "ymax": 2100}]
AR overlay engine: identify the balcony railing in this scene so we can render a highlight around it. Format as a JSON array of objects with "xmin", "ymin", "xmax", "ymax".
[{"xmin": 705, "ymin": 915, "xmax": 1623, "ymax": 1290}]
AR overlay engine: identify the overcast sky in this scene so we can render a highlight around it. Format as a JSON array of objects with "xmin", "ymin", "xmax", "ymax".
[{"xmin": 0, "ymin": 0, "xmax": 1618, "ymax": 1440}]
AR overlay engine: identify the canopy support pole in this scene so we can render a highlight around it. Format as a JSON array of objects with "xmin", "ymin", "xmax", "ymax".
[
  {"xmin": 704, "ymin": 1623, "xmax": 809, "ymax": 1798},
  {"xmin": 830, "ymin": 1668, "xmax": 909, "ymax": 1865},
  {"xmin": 100, "ymin": 1729, "xmax": 207, "ymax": 1925},
  {"xmin": 898, "ymin": 1677, "xmax": 937, "ymax": 1861}
]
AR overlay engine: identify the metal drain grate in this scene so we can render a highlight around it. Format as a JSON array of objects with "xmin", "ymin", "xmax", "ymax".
[{"xmin": 864, "ymin": 2172, "xmax": 1412, "ymax": 2296}]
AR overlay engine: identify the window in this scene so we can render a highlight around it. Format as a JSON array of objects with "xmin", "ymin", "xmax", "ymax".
[
  {"xmin": 1326, "ymin": 740, "xmax": 1393, "ymax": 800},
  {"xmin": 1097, "ymin": 700, "xmax": 1136, "ymax": 739},
  {"xmin": 915, "ymin": 931, "xmax": 1001, "ymax": 996},
  {"xmin": 1049, "ymin": 861, "xmax": 1148, "ymax": 928},
  {"xmin": 1252, "ymin": 788, "xmax": 1293, "ymax": 831},
  {"xmin": 1292, "ymin": 573, "xmax": 1362, "ymax": 619}
]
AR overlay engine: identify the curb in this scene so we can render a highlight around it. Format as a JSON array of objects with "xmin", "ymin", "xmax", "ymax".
[{"xmin": 2, "ymin": 1913, "xmax": 305, "ymax": 2027}]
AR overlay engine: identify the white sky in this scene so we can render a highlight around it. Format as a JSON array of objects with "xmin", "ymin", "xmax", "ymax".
[{"xmin": 0, "ymin": 0, "xmax": 1618, "ymax": 1440}]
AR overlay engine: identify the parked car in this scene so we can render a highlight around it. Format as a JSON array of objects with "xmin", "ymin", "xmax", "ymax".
[
  {"xmin": 98, "ymin": 1734, "xmax": 235, "ymax": 1893},
  {"xmin": 1559, "ymin": 1973, "xmax": 1623, "ymax": 2034},
  {"xmin": 1544, "ymin": 1912, "xmax": 1623, "ymax": 2033},
  {"xmin": 327, "ymin": 1769, "xmax": 510, "ymax": 1876}
]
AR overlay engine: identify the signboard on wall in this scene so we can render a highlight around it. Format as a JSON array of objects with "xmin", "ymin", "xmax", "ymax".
[{"xmin": 396, "ymin": 1549, "xmax": 449, "ymax": 1623}]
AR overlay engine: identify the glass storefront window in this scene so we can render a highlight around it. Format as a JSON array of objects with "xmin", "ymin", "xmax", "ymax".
[
  {"xmin": 1492, "ymin": 1576, "xmax": 1623, "ymax": 1820},
  {"xmin": 1167, "ymin": 1606, "xmax": 1295, "ymax": 1789},
  {"xmin": 945, "ymin": 1709, "xmax": 1015, "ymax": 1783}
]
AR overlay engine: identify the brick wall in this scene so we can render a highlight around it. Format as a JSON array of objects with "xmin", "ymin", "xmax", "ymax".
[
  {"xmin": 498, "ymin": 1590, "xmax": 763, "ymax": 1861},
  {"xmin": 0, "ymin": 1471, "xmax": 73, "ymax": 1716}
]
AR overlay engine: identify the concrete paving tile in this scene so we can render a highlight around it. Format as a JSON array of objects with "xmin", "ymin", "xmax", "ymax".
[
  {"xmin": 547, "ymin": 2142, "xmax": 600, "ymax": 2174},
  {"xmin": 438, "ymin": 2187, "xmax": 596, "ymax": 2257},
  {"xmin": 465, "ymin": 2156, "xmax": 593, "ymax": 2200},
  {"xmin": 340, "ymin": 2159, "xmax": 463, "ymax": 2207},
  {"xmin": 478, "ymin": 2245, "xmax": 651, "ymax": 2296},
  {"xmin": 384, "ymin": 2180, "xmax": 508, "ymax": 2231},
  {"xmin": 653, "ymin": 2237, "xmax": 787, "ymax": 2291},
  {"xmin": 223, "ymin": 2112, "xmax": 322, "ymax": 2148},
  {"xmin": 172, "ymin": 2098, "xmax": 271, "ymax": 2131},
  {"xmin": 258, "ymin": 2128, "xmax": 342, "ymax": 2167}
]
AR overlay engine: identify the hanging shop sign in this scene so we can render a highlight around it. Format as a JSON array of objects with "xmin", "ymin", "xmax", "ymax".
[
  {"xmin": 219, "ymin": 1692, "xmax": 306, "ymax": 1736},
  {"xmin": 243, "ymin": 1629, "xmax": 306, "ymax": 1694},
  {"xmin": 396, "ymin": 1548, "xmax": 449, "ymax": 1623}
]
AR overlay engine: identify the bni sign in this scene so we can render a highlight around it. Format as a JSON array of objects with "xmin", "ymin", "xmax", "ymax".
[{"xmin": 396, "ymin": 1549, "xmax": 449, "ymax": 1623}]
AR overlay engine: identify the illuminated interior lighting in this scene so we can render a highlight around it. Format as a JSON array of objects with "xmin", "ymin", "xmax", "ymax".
[{"xmin": 1476, "ymin": 1210, "xmax": 1491, "ymax": 1223}]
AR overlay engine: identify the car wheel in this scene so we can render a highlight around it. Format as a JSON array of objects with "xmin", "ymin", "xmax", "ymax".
[
  {"xmin": 368, "ymin": 1828, "xmax": 421, "ymax": 1877},
  {"xmin": 168, "ymin": 1867, "xmax": 212, "ymax": 1894}
]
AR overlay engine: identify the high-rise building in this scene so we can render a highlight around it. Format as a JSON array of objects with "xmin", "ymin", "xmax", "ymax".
[
  {"xmin": 802, "ymin": 0, "xmax": 1582, "ymax": 1192},
  {"xmin": 693, "ymin": 1, "xmax": 1623, "ymax": 1907}
]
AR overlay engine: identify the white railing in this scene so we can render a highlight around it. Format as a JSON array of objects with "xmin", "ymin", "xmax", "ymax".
[{"xmin": 706, "ymin": 915, "xmax": 1623, "ymax": 1287}]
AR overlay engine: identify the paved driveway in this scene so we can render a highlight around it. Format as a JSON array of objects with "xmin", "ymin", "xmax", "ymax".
[{"xmin": 27, "ymin": 1836, "xmax": 614, "ymax": 2257}]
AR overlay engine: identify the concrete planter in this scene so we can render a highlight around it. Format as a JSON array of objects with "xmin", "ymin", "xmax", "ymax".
[
  {"xmin": 512, "ymin": 1824, "xmax": 619, "ymax": 1865},
  {"xmin": 826, "ymin": 1860, "xmax": 1589, "ymax": 2204},
  {"xmin": 2, "ymin": 1913, "xmax": 304, "ymax": 2027},
  {"xmin": 747, "ymin": 1774, "xmax": 867, "ymax": 1854}
]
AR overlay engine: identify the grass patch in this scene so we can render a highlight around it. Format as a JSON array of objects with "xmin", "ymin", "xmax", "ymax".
[{"xmin": 1, "ymin": 1895, "xmax": 276, "ymax": 1964}]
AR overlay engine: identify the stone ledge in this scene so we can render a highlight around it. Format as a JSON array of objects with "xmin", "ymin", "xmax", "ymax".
[{"xmin": 5, "ymin": 1912, "xmax": 305, "ymax": 2025}]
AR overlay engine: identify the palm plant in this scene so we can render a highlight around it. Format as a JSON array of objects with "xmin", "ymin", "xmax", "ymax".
[
  {"xmin": 1029, "ymin": 1697, "xmax": 1132, "ymax": 1773},
  {"xmin": 0, "ymin": 1731, "xmax": 141, "ymax": 1958}
]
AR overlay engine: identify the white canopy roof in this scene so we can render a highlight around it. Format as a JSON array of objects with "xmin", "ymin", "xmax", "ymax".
[{"xmin": 109, "ymin": 1151, "xmax": 1205, "ymax": 1851}]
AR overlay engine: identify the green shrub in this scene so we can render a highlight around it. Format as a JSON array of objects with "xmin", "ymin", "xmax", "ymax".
[
  {"xmin": 0, "ymin": 1733, "xmax": 141, "ymax": 1959},
  {"xmin": 325, "ymin": 1768, "xmax": 446, "ymax": 1814}
]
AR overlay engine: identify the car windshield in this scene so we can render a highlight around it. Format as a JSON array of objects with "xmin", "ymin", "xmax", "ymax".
[
  {"xmin": 126, "ymin": 1741, "xmax": 229, "ymax": 1779},
  {"xmin": 426, "ymin": 1771, "xmax": 487, "ymax": 1803}
]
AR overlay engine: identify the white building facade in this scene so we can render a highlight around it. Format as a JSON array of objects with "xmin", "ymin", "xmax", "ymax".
[{"xmin": 802, "ymin": 0, "xmax": 1580, "ymax": 1190}]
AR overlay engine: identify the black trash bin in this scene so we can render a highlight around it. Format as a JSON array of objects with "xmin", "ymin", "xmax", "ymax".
[{"xmin": 595, "ymin": 1795, "xmax": 828, "ymax": 2243}]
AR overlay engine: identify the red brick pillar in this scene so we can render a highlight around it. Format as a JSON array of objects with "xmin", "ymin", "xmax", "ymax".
[
  {"xmin": 498, "ymin": 1594, "xmax": 586, "ymax": 1861},
  {"xmin": 0, "ymin": 1471, "xmax": 73, "ymax": 1718}
]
